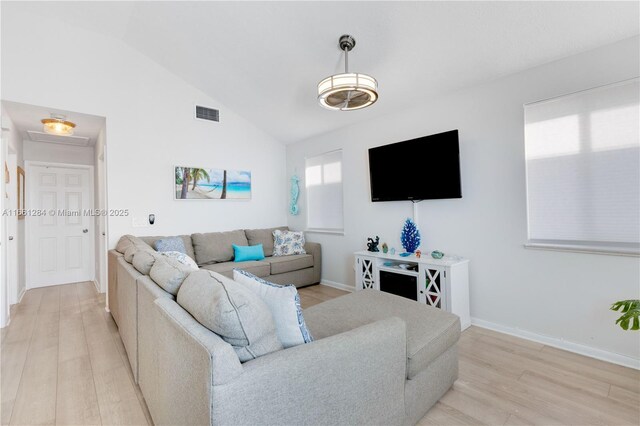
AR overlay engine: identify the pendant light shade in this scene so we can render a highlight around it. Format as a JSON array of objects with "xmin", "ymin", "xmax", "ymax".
[{"xmin": 318, "ymin": 35, "xmax": 378, "ymax": 111}]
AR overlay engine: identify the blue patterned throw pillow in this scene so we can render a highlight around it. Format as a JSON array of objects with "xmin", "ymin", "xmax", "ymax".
[
  {"xmin": 272, "ymin": 230, "xmax": 306, "ymax": 257},
  {"xmin": 159, "ymin": 251, "xmax": 198, "ymax": 270},
  {"xmin": 233, "ymin": 269, "xmax": 313, "ymax": 348},
  {"xmin": 155, "ymin": 237, "xmax": 187, "ymax": 254}
]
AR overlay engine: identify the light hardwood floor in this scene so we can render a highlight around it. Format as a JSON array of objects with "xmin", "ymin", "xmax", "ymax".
[{"xmin": 2, "ymin": 282, "xmax": 638, "ymax": 425}]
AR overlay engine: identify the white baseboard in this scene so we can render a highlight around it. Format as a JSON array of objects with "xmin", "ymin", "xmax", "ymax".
[
  {"xmin": 320, "ymin": 279, "xmax": 354, "ymax": 293},
  {"xmin": 471, "ymin": 317, "xmax": 640, "ymax": 370},
  {"xmin": 92, "ymin": 280, "xmax": 100, "ymax": 293}
]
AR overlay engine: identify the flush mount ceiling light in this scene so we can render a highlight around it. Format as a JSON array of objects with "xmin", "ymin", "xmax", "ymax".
[
  {"xmin": 318, "ymin": 35, "xmax": 378, "ymax": 111},
  {"xmin": 41, "ymin": 114, "xmax": 76, "ymax": 136}
]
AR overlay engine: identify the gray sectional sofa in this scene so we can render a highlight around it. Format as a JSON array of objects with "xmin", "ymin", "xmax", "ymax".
[{"xmin": 108, "ymin": 227, "xmax": 461, "ymax": 426}]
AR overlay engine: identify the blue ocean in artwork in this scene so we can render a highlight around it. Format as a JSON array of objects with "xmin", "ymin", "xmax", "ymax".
[{"xmin": 175, "ymin": 167, "xmax": 252, "ymax": 199}]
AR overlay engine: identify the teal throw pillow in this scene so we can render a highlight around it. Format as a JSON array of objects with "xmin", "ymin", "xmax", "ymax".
[{"xmin": 233, "ymin": 244, "xmax": 265, "ymax": 262}]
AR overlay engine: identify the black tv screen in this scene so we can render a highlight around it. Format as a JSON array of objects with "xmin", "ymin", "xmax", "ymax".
[{"xmin": 369, "ymin": 130, "xmax": 462, "ymax": 202}]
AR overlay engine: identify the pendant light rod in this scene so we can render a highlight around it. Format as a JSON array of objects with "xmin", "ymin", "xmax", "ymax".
[{"xmin": 344, "ymin": 46, "xmax": 349, "ymax": 73}]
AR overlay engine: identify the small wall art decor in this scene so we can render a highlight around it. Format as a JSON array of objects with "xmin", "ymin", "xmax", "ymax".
[
  {"xmin": 290, "ymin": 174, "xmax": 300, "ymax": 215},
  {"xmin": 175, "ymin": 166, "xmax": 251, "ymax": 200}
]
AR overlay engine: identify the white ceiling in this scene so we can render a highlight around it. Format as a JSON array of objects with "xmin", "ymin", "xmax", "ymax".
[
  {"xmin": 2, "ymin": 100, "xmax": 106, "ymax": 146},
  {"xmin": 11, "ymin": 1, "xmax": 640, "ymax": 144}
]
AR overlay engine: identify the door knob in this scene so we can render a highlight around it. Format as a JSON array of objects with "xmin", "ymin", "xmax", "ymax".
[
  {"xmin": 83, "ymin": 229, "xmax": 88, "ymax": 233},
  {"xmin": 8, "ymin": 236, "xmax": 13, "ymax": 240}
]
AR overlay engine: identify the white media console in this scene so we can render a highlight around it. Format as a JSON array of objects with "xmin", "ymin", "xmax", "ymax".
[{"xmin": 354, "ymin": 250, "xmax": 470, "ymax": 330}]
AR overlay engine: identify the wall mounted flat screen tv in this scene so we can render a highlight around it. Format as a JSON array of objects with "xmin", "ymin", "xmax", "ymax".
[{"xmin": 369, "ymin": 130, "xmax": 462, "ymax": 202}]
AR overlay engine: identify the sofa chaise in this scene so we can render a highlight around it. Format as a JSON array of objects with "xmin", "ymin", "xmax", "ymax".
[{"xmin": 108, "ymin": 229, "xmax": 460, "ymax": 425}]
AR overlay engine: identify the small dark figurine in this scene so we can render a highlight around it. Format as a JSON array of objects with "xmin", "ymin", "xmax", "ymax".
[{"xmin": 367, "ymin": 236, "xmax": 380, "ymax": 252}]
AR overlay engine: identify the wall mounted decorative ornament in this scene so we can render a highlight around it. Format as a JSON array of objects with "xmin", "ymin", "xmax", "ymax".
[
  {"xmin": 289, "ymin": 174, "xmax": 300, "ymax": 215},
  {"xmin": 175, "ymin": 166, "xmax": 251, "ymax": 200}
]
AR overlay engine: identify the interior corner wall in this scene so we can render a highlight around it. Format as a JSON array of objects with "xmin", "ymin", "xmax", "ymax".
[
  {"xmin": 1, "ymin": 5, "xmax": 287, "ymax": 249},
  {"xmin": 286, "ymin": 36, "xmax": 640, "ymax": 362}
]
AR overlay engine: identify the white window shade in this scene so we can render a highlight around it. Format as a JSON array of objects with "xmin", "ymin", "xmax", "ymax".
[
  {"xmin": 305, "ymin": 150, "xmax": 344, "ymax": 233},
  {"xmin": 524, "ymin": 78, "xmax": 640, "ymax": 255}
]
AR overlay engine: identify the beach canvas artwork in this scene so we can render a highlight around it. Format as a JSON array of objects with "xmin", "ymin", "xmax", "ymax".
[{"xmin": 175, "ymin": 166, "xmax": 251, "ymax": 200}]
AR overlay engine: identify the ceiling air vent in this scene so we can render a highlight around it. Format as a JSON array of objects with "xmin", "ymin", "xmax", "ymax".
[{"xmin": 196, "ymin": 105, "xmax": 219, "ymax": 122}]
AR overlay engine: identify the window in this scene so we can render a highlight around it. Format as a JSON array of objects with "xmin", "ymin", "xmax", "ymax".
[
  {"xmin": 524, "ymin": 78, "xmax": 639, "ymax": 255},
  {"xmin": 305, "ymin": 150, "xmax": 344, "ymax": 233}
]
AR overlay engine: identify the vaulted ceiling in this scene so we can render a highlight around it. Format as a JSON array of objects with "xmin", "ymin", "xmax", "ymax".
[{"xmin": 8, "ymin": 1, "xmax": 639, "ymax": 143}]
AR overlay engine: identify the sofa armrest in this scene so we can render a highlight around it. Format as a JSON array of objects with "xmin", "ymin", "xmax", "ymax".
[
  {"xmin": 152, "ymin": 298, "xmax": 243, "ymax": 426},
  {"xmin": 304, "ymin": 241, "xmax": 322, "ymax": 284},
  {"xmin": 211, "ymin": 317, "xmax": 408, "ymax": 426}
]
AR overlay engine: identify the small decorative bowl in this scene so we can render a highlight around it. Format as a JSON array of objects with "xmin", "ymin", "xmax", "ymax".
[{"xmin": 431, "ymin": 250, "xmax": 444, "ymax": 259}]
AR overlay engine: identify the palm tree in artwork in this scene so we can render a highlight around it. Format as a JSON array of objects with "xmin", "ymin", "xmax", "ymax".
[
  {"xmin": 180, "ymin": 167, "xmax": 191, "ymax": 199},
  {"xmin": 221, "ymin": 169, "xmax": 227, "ymax": 199},
  {"xmin": 191, "ymin": 168, "xmax": 211, "ymax": 190}
]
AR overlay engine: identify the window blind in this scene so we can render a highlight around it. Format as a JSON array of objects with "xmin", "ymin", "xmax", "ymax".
[
  {"xmin": 305, "ymin": 150, "xmax": 344, "ymax": 233},
  {"xmin": 524, "ymin": 78, "xmax": 640, "ymax": 254}
]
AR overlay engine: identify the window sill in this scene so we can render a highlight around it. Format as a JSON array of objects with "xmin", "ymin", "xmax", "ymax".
[
  {"xmin": 305, "ymin": 229, "xmax": 344, "ymax": 236},
  {"xmin": 524, "ymin": 242, "xmax": 640, "ymax": 257}
]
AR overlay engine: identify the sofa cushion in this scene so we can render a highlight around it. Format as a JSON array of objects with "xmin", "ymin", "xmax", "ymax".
[
  {"xmin": 123, "ymin": 244, "xmax": 154, "ymax": 263},
  {"xmin": 244, "ymin": 227, "xmax": 288, "ymax": 257},
  {"xmin": 132, "ymin": 250, "xmax": 161, "ymax": 275},
  {"xmin": 191, "ymin": 230, "xmax": 248, "ymax": 265},
  {"xmin": 139, "ymin": 235, "xmax": 196, "ymax": 262},
  {"xmin": 150, "ymin": 257, "xmax": 195, "ymax": 296},
  {"xmin": 201, "ymin": 261, "xmax": 270, "ymax": 279},
  {"xmin": 303, "ymin": 289, "xmax": 460, "ymax": 379},
  {"xmin": 115, "ymin": 234, "xmax": 148, "ymax": 254},
  {"xmin": 176, "ymin": 270, "xmax": 283, "ymax": 362},
  {"xmin": 265, "ymin": 254, "xmax": 314, "ymax": 275},
  {"xmin": 233, "ymin": 270, "xmax": 313, "ymax": 348}
]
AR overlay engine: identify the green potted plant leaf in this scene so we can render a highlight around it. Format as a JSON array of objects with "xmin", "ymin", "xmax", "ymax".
[{"xmin": 610, "ymin": 299, "xmax": 640, "ymax": 331}]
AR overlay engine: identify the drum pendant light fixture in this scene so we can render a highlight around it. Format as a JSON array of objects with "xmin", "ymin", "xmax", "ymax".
[{"xmin": 318, "ymin": 35, "xmax": 378, "ymax": 111}]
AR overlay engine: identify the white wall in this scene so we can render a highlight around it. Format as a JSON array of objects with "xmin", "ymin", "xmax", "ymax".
[
  {"xmin": 95, "ymin": 128, "xmax": 107, "ymax": 292},
  {"xmin": 23, "ymin": 140, "xmax": 95, "ymax": 166},
  {"xmin": 287, "ymin": 36, "xmax": 640, "ymax": 364},
  {"xmin": 0, "ymin": 110, "xmax": 26, "ymax": 304},
  {"xmin": 1, "ymin": 5, "xmax": 287, "ymax": 249}
]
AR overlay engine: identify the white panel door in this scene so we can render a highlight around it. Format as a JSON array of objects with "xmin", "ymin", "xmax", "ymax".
[{"xmin": 28, "ymin": 165, "xmax": 94, "ymax": 288}]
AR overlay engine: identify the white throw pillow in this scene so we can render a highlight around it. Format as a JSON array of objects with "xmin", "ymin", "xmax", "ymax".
[
  {"xmin": 272, "ymin": 230, "xmax": 306, "ymax": 256},
  {"xmin": 233, "ymin": 269, "xmax": 313, "ymax": 348},
  {"xmin": 160, "ymin": 251, "xmax": 199, "ymax": 270}
]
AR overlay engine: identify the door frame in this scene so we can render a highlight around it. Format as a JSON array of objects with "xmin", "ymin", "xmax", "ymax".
[
  {"xmin": 25, "ymin": 161, "xmax": 95, "ymax": 289},
  {"xmin": 6, "ymin": 153, "xmax": 18, "ymax": 304}
]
